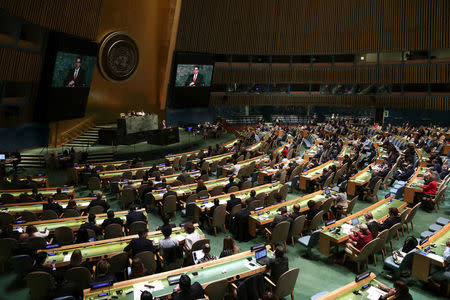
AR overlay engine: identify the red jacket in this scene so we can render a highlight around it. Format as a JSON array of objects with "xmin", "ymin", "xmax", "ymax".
[
  {"xmin": 281, "ymin": 148, "xmax": 289, "ymax": 157},
  {"xmin": 422, "ymin": 180, "xmax": 437, "ymax": 195},
  {"xmin": 350, "ymin": 231, "xmax": 373, "ymax": 250}
]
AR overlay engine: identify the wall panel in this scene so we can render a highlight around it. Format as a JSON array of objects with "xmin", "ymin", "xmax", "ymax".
[
  {"xmin": 177, "ymin": 0, "xmax": 450, "ymax": 55},
  {"xmin": 0, "ymin": 0, "xmax": 102, "ymax": 39},
  {"xmin": 212, "ymin": 64, "xmax": 448, "ymax": 85}
]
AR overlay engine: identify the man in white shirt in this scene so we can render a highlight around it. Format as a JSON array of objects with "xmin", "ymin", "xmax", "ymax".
[
  {"xmin": 232, "ymin": 163, "xmax": 241, "ymax": 176},
  {"xmin": 159, "ymin": 226, "xmax": 179, "ymax": 250}
]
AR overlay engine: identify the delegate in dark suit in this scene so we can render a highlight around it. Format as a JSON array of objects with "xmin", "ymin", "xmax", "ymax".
[
  {"xmin": 124, "ymin": 236, "xmax": 156, "ymax": 257},
  {"xmin": 101, "ymin": 217, "xmax": 123, "ymax": 229},
  {"xmin": 43, "ymin": 201, "xmax": 64, "ymax": 215},
  {"xmin": 64, "ymin": 68, "xmax": 86, "ymax": 87},
  {"xmin": 226, "ymin": 195, "xmax": 241, "ymax": 213},
  {"xmin": 268, "ymin": 255, "xmax": 289, "ymax": 283},
  {"xmin": 378, "ymin": 215, "xmax": 401, "ymax": 232},
  {"xmin": 126, "ymin": 210, "xmax": 147, "ymax": 226},
  {"xmin": 80, "ymin": 222, "xmax": 102, "ymax": 236},
  {"xmin": 270, "ymin": 214, "xmax": 290, "ymax": 229},
  {"xmin": 87, "ymin": 198, "xmax": 110, "ymax": 212},
  {"xmin": 184, "ymin": 73, "xmax": 205, "ymax": 87},
  {"xmin": 171, "ymin": 282, "xmax": 205, "ymax": 300}
]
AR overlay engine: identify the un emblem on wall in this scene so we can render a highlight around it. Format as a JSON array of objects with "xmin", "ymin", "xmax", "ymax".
[{"xmin": 98, "ymin": 32, "xmax": 139, "ymax": 82}]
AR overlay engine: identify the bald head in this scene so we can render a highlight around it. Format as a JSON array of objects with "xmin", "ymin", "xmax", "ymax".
[{"xmin": 19, "ymin": 233, "xmax": 29, "ymax": 242}]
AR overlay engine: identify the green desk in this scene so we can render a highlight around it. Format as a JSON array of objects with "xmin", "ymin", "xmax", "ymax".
[
  {"xmin": 316, "ymin": 273, "xmax": 387, "ymax": 300},
  {"xmin": 190, "ymin": 152, "xmax": 235, "ymax": 168},
  {"xmin": 299, "ymin": 160, "xmax": 340, "ymax": 191},
  {"xmin": 417, "ymin": 148, "xmax": 430, "ymax": 166},
  {"xmin": 194, "ymin": 182, "xmax": 282, "ymax": 216},
  {"xmin": 304, "ymin": 143, "xmax": 320, "ymax": 159},
  {"xmin": 151, "ymin": 177, "xmax": 238, "ymax": 201},
  {"xmin": 74, "ymin": 161, "xmax": 129, "ymax": 171},
  {"xmin": 41, "ymin": 226, "xmax": 203, "ymax": 268},
  {"xmin": 318, "ymin": 196, "xmax": 407, "ymax": 256},
  {"xmin": 248, "ymin": 189, "xmax": 332, "ymax": 236},
  {"xmin": 0, "ymin": 186, "xmax": 75, "ymax": 199},
  {"xmin": 376, "ymin": 148, "xmax": 389, "ymax": 163},
  {"xmin": 12, "ymin": 209, "xmax": 146, "ymax": 232},
  {"xmin": 117, "ymin": 171, "xmax": 201, "ymax": 191},
  {"xmin": 337, "ymin": 145, "xmax": 353, "ymax": 161},
  {"xmin": 3, "ymin": 176, "xmax": 49, "ymax": 188},
  {"xmin": 403, "ymin": 166, "xmax": 426, "ymax": 203},
  {"xmin": 346, "ymin": 162, "xmax": 385, "ymax": 196},
  {"xmin": 412, "ymin": 223, "xmax": 450, "ymax": 281},
  {"xmin": 99, "ymin": 164, "xmax": 167, "ymax": 180},
  {"xmin": 84, "ymin": 249, "xmax": 267, "ymax": 300},
  {"xmin": 257, "ymin": 156, "xmax": 306, "ymax": 185},
  {"xmin": 222, "ymin": 155, "xmax": 270, "ymax": 176},
  {"xmin": 0, "ymin": 197, "xmax": 95, "ymax": 215},
  {"xmin": 247, "ymin": 141, "xmax": 263, "ymax": 151},
  {"xmin": 165, "ymin": 138, "xmax": 239, "ymax": 163}
]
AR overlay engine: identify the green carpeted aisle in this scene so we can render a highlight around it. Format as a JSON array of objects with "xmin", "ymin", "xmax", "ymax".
[{"xmin": 1, "ymin": 136, "xmax": 449, "ymax": 299}]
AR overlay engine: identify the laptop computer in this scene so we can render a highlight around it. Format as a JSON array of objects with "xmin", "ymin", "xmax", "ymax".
[
  {"xmin": 351, "ymin": 217, "xmax": 359, "ymax": 226},
  {"xmin": 168, "ymin": 274, "xmax": 183, "ymax": 285},
  {"xmin": 0, "ymin": 154, "xmax": 5, "ymax": 160},
  {"xmin": 192, "ymin": 249, "xmax": 205, "ymax": 264},
  {"xmin": 255, "ymin": 247, "xmax": 270, "ymax": 265}
]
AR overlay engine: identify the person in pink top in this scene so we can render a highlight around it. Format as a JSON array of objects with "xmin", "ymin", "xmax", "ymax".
[
  {"xmin": 345, "ymin": 223, "xmax": 373, "ymax": 255},
  {"xmin": 421, "ymin": 173, "xmax": 437, "ymax": 212}
]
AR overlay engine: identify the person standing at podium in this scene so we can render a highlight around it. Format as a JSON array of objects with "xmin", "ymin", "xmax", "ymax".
[{"xmin": 159, "ymin": 119, "xmax": 167, "ymax": 130}]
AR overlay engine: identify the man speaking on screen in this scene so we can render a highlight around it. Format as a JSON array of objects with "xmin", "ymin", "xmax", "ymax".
[
  {"xmin": 184, "ymin": 65, "xmax": 205, "ymax": 87},
  {"xmin": 64, "ymin": 57, "xmax": 86, "ymax": 87}
]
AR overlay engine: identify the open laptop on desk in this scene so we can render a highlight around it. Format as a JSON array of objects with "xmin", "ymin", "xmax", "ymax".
[
  {"xmin": 192, "ymin": 249, "xmax": 205, "ymax": 264},
  {"xmin": 255, "ymin": 247, "xmax": 270, "ymax": 265}
]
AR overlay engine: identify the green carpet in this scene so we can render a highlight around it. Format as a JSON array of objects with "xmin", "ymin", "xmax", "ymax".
[{"xmin": 1, "ymin": 139, "xmax": 449, "ymax": 299}]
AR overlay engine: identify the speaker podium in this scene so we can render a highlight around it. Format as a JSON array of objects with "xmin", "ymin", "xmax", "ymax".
[{"xmin": 147, "ymin": 127, "xmax": 180, "ymax": 146}]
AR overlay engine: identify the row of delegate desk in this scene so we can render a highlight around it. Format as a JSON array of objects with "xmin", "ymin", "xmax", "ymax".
[
  {"xmin": 193, "ymin": 181, "xmax": 283, "ymax": 217},
  {"xmin": 412, "ymin": 222, "xmax": 450, "ymax": 282},
  {"xmin": 319, "ymin": 195, "xmax": 406, "ymax": 256},
  {"xmin": 116, "ymin": 171, "xmax": 201, "ymax": 192},
  {"xmin": 0, "ymin": 197, "xmax": 97, "ymax": 215},
  {"xmin": 248, "ymin": 189, "xmax": 333, "ymax": 237},
  {"xmin": 12, "ymin": 209, "xmax": 147, "ymax": 233},
  {"xmin": 42, "ymin": 225, "xmax": 204, "ymax": 268},
  {"xmin": 1, "ymin": 175, "xmax": 49, "ymax": 188},
  {"xmin": 164, "ymin": 138, "xmax": 239, "ymax": 164},
  {"xmin": 84, "ymin": 246, "xmax": 268, "ymax": 300},
  {"xmin": 0, "ymin": 186, "xmax": 75, "ymax": 200}
]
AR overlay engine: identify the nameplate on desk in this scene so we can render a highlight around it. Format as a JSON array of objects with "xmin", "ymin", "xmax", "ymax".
[
  {"xmin": 355, "ymin": 271, "xmax": 371, "ymax": 282},
  {"xmin": 90, "ymin": 281, "xmax": 113, "ymax": 289}
]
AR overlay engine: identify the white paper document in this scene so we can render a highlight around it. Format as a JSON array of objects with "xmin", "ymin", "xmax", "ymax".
[
  {"xmin": 133, "ymin": 280, "xmax": 165, "ymax": 300},
  {"xmin": 341, "ymin": 223, "xmax": 354, "ymax": 235},
  {"xmin": 175, "ymin": 234, "xmax": 185, "ymax": 242},
  {"xmin": 427, "ymin": 253, "xmax": 444, "ymax": 263},
  {"xmin": 366, "ymin": 286, "xmax": 387, "ymax": 300}
]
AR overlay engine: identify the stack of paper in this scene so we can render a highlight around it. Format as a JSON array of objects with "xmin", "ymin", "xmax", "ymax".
[
  {"xmin": 366, "ymin": 286, "xmax": 387, "ymax": 300},
  {"xmin": 341, "ymin": 223, "xmax": 354, "ymax": 235},
  {"xmin": 133, "ymin": 280, "xmax": 165, "ymax": 300}
]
